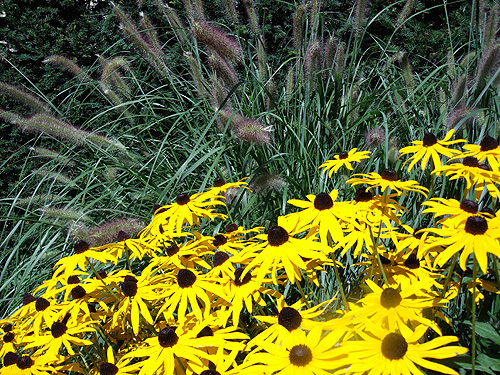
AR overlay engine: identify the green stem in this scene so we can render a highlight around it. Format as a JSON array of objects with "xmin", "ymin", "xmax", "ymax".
[
  {"xmin": 471, "ymin": 256, "xmax": 478, "ymax": 375},
  {"xmin": 88, "ymin": 261, "xmax": 121, "ymax": 303},
  {"xmin": 327, "ymin": 233, "xmax": 348, "ymax": 311},
  {"xmin": 296, "ymin": 280, "xmax": 311, "ymax": 308}
]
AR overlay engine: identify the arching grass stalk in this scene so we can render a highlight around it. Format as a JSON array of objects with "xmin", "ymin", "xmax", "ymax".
[{"xmin": 471, "ymin": 256, "xmax": 478, "ymax": 375}]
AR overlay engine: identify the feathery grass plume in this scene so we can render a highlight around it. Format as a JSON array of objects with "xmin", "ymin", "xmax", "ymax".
[
  {"xmin": 141, "ymin": 13, "xmax": 165, "ymax": 57},
  {"xmin": 450, "ymin": 73, "xmax": 468, "ymax": 108},
  {"xmin": 257, "ymin": 41, "xmax": 268, "ymax": 82},
  {"xmin": 101, "ymin": 57, "xmax": 132, "ymax": 98},
  {"xmin": 285, "ymin": 66, "xmax": 294, "ymax": 98},
  {"xmin": 446, "ymin": 106, "xmax": 477, "ymax": 130},
  {"xmin": 17, "ymin": 113, "xmax": 127, "ymax": 153},
  {"xmin": 113, "ymin": 4, "xmax": 170, "ymax": 78},
  {"xmin": 43, "ymin": 55, "xmax": 91, "ymax": 81},
  {"xmin": 208, "ymin": 51, "xmax": 239, "ymax": 89},
  {"xmin": 364, "ymin": 127, "xmax": 385, "ymax": 148},
  {"xmin": 105, "ymin": 167, "xmax": 118, "ymax": 182},
  {"xmin": 154, "ymin": 1, "xmax": 189, "ymax": 45},
  {"xmin": 0, "ymin": 108, "xmax": 22, "ymax": 123},
  {"xmin": 192, "ymin": 0, "xmax": 206, "ymax": 21},
  {"xmin": 70, "ymin": 218, "xmax": 144, "ymax": 246},
  {"xmin": 31, "ymin": 147, "xmax": 75, "ymax": 166},
  {"xmin": 310, "ymin": 0, "xmax": 321, "ymax": 34},
  {"xmin": 395, "ymin": 0, "xmax": 416, "ymax": 27},
  {"xmin": 243, "ymin": 0, "xmax": 260, "ymax": 34},
  {"xmin": 293, "ymin": 3, "xmax": 308, "ymax": 54},
  {"xmin": 353, "ymin": 0, "xmax": 370, "ymax": 38},
  {"xmin": 483, "ymin": 4, "xmax": 499, "ymax": 51},
  {"xmin": 446, "ymin": 50, "xmax": 455, "ymax": 80},
  {"xmin": 387, "ymin": 136, "xmax": 400, "ymax": 165},
  {"xmin": 233, "ymin": 117, "xmax": 272, "ymax": 146},
  {"xmin": 40, "ymin": 207, "xmax": 92, "ymax": 223},
  {"xmin": 15, "ymin": 194, "xmax": 66, "ymax": 208},
  {"xmin": 439, "ymin": 87, "xmax": 447, "ymax": 115},
  {"xmin": 304, "ymin": 39, "xmax": 322, "ymax": 85},
  {"xmin": 182, "ymin": 0, "xmax": 195, "ymax": 20},
  {"xmin": 215, "ymin": 109, "xmax": 243, "ymax": 132},
  {"xmin": 265, "ymin": 79, "xmax": 275, "ymax": 112},
  {"xmin": 33, "ymin": 169, "xmax": 74, "ymax": 186},
  {"xmin": 210, "ymin": 78, "xmax": 231, "ymax": 110},
  {"xmin": 191, "ymin": 20, "xmax": 242, "ymax": 62},
  {"xmin": 324, "ymin": 34, "xmax": 338, "ymax": 70},
  {"xmin": 334, "ymin": 42, "xmax": 346, "ymax": 81},
  {"xmin": 460, "ymin": 51, "xmax": 477, "ymax": 69},
  {"xmin": 395, "ymin": 52, "xmax": 415, "ymax": 89},
  {"xmin": 0, "ymin": 82, "xmax": 51, "ymax": 113},
  {"xmin": 221, "ymin": 0, "xmax": 239, "ymax": 25},
  {"xmin": 251, "ymin": 171, "xmax": 286, "ymax": 194},
  {"xmin": 474, "ymin": 43, "xmax": 500, "ymax": 96},
  {"xmin": 184, "ymin": 51, "xmax": 207, "ymax": 98},
  {"xmin": 100, "ymin": 86, "xmax": 135, "ymax": 125},
  {"xmin": 350, "ymin": 85, "xmax": 360, "ymax": 123}
]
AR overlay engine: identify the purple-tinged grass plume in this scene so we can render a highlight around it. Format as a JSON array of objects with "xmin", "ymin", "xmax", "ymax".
[
  {"xmin": 191, "ymin": 20, "xmax": 242, "ymax": 62},
  {"xmin": 0, "ymin": 82, "xmax": 51, "ymax": 113}
]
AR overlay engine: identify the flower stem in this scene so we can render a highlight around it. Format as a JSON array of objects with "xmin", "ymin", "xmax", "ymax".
[{"xmin": 471, "ymin": 256, "xmax": 478, "ymax": 375}]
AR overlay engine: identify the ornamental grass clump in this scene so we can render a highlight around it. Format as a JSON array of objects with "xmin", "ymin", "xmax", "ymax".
[{"xmin": 7, "ymin": 130, "xmax": 500, "ymax": 373}]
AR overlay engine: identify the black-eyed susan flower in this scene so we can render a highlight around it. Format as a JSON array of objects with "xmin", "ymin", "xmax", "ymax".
[
  {"xmin": 421, "ymin": 197, "xmax": 489, "ymax": 228},
  {"xmin": 157, "ymin": 267, "xmax": 228, "ymax": 325},
  {"xmin": 423, "ymin": 215, "xmax": 500, "ymax": 274},
  {"xmin": 336, "ymin": 323, "xmax": 467, "ymax": 375},
  {"xmin": 0, "ymin": 351, "xmax": 60, "ymax": 375},
  {"xmin": 398, "ymin": 129, "xmax": 466, "ymax": 172},
  {"xmin": 93, "ymin": 346, "xmax": 141, "ymax": 375},
  {"xmin": 347, "ymin": 169, "xmax": 429, "ymax": 197},
  {"xmin": 351, "ymin": 279, "xmax": 446, "ymax": 337},
  {"xmin": 459, "ymin": 135, "xmax": 500, "ymax": 171},
  {"xmin": 319, "ymin": 148, "xmax": 371, "ymax": 176},
  {"xmin": 241, "ymin": 326, "xmax": 346, "ymax": 375},
  {"xmin": 287, "ymin": 190, "xmax": 354, "ymax": 244},
  {"xmin": 122, "ymin": 325, "xmax": 215, "ymax": 375},
  {"xmin": 242, "ymin": 215, "xmax": 331, "ymax": 285}
]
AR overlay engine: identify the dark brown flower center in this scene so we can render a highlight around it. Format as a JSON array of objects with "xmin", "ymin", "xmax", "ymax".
[
  {"xmin": 404, "ymin": 253, "xmax": 420, "ymax": 269},
  {"xmin": 116, "ymin": 230, "xmax": 129, "ymax": 242},
  {"xmin": 158, "ymin": 326, "xmax": 179, "ymax": 348},
  {"xmin": 74, "ymin": 240, "xmax": 90, "ymax": 254},
  {"xmin": 213, "ymin": 234, "xmax": 227, "ymax": 247},
  {"xmin": 234, "ymin": 268, "xmax": 251, "ymax": 286},
  {"xmin": 278, "ymin": 307, "xmax": 302, "ymax": 331},
  {"xmin": 98, "ymin": 270, "xmax": 108, "ymax": 279},
  {"xmin": 197, "ymin": 326, "xmax": 214, "ymax": 338},
  {"xmin": 3, "ymin": 323, "xmax": 12, "ymax": 332},
  {"xmin": 176, "ymin": 193, "xmax": 190, "ymax": 205},
  {"xmin": 381, "ymin": 333, "xmax": 408, "ymax": 359},
  {"xmin": 465, "ymin": 216, "xmax": 488, "ymax": 235},
  {"xmin": 16, "ymin": 356, "xmax": 34, "ymax": 370},
  {"xmin": 71, "ymin": 285, "xmax": 86, "ymax": 299},
  {"xmin": 3, "ymin": 352, "xmax": 19, "ymax": 367},
  {"xmin": 177, "ymin": 269, "xmax": 197, "ymax": 288},
  {"xmin": 354, "ymin": 186, "xmax": 373, "ymax": 202},
  {"xmin": 268, "ymin": 225, "xmax": 289, "ymax": 246},
  {"xmin": 314, "ymin": 192, "xmax": 334, "ymax": 210},
  {"xmin": 380, "ymin": 255, "xmax": 391, "ymax": 265},
  {"xmin": 3, "ymin": 332, "xmax": 14, "ymax": 342},
  {"xmin": 338, "ymin": 151, "xmax": 349, "ymax": 159},
  {"xmin": 480, "ymin": 135, "xmax": 498, "ymax": 151},
  {"xmin": 99, "ymin": 362, "xmax": 119, "ymax": 375},
  {"xmin": 380, "ymin": 288, "xmax": 402, "ymax": 308},
  {"xmin": 67, "ymin": 275, "xmax": 80, "ymax": 284},
  {"xmin": 413, "ymin": 227, "xmax": 424, "ymax": 239},
  {"xmin": 225, "ymin": 223, "xmax": 238, "ymax": 233},
  {"xmin": 35, "ymin": 297, "xmax": 50, "ymax": 311},
  {"xmin": 422, "ymin": 132, "xmax": 438, "ymax": 147},
  {"xmin": 51, "ymin": 322, "xmax": 67, "ymax": 338},
  {"xmin": 289, "ymin": 344, "xmax": 313, "ymax": 366},
  {"xmin": 22, "ymin": 293, "xmax": 36, "ymax": 306},
  {"xmin": 213, "ymin": 178, "xmax": 226, "ymax": 187},
  {"xmin": 213, "ymin": 251, "xmax": 230, "ymax": 267},
  {"xmin": 166, "ymin": 242, "xmax": 179, "ymax": 257},
  {"xmin": 121, "ymin": 281, "xmax": 138, "ymax": 297},
  {"xmin": 460, "ymin": 199, "xmax": 478, "ymax": 213},
  {"xmin": 381, "ymin": 169, "xmax": 398, "ymax": 181},
  {"xmin": 463, "ymin": 156, "xmax": 479, "ymax": 167}
]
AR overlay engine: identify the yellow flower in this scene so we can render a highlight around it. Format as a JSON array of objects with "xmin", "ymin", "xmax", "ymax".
[
  {"xmin": 459, "ymin": 135, "xmax": 500, "ymax": 171},
  {"xmin": 319, "ymin": 148, "xmax": 371, "ymax": 175},
  {"xmin": 347, "ymin": 169, "xmax": 429, "ymax": 197},
  {"xmin": 398, "ymin": 129, "xmax": 465, "ymax": 172},
  {"xmin": 336, "ymin": 323, "xmax": 467, "ymax": 375}
]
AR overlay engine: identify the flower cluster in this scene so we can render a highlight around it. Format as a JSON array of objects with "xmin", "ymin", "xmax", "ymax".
[{"xmin": 3, "ymin": 132, "xmax": 500, "ymax": 374}]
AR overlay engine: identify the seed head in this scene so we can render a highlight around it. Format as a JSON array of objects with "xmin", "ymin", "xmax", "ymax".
[
  {"xmin": 381, "ymin": 333, "xmax": 408, "ymax": 359},
  {"xmin": 380, "ymin": 288, "xmax": 402, "ymax": 308},
  {"xmin": 289, "ymin": 345, "xmax": 313, "ymax": 366}
]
